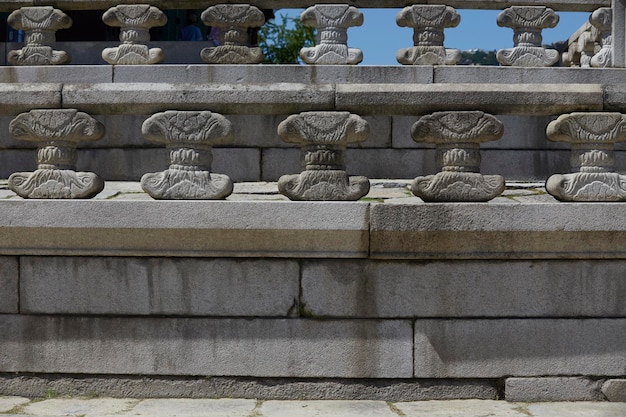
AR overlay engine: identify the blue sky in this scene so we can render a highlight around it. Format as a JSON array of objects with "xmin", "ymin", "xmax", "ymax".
[{"xmin": 278, "ymin": 8, "xmax": 590, "ymax": 65}]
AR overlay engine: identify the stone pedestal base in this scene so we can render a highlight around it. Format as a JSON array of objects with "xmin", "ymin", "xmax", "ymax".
[
  {"xmin": 8, "ymin": 46, "xmax": 70, "ymax": 66},
  {"xmin": 278, "ymin": 170, "xmax": 369, "ymax": 201},
  {"xmin": 102, "ymin": 44, "xmax": 163, "ymax": 65},
  {"xmin": 201, "ymin": 46, "xmax": 263, "ymax": 64},
  {"xmin": 412, "ymin": 171, "xmax": 505, "ymax": 202},
  {"xmin": 546, "ymin": 172, "xmax": 626, "ymax": 201},
  {"xmin": 397, "ymin": 46, "xmax": 460, "ymax": 65},
  {"xmin": 141, "ymin": 170, "xmax": 233, "ymax": 200},
  {"xmin": 9, "ymin": 169, "xmax": 103, "ymax": 199},
  {"xmin": 300, "ymin": 44, "xmax": 362, "ymax": 65},
  {"xmin": 496, "ymin": 46, "xmax": 559, "ymax": 67}
]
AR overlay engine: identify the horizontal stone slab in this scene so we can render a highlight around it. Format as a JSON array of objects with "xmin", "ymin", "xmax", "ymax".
[
  {"xmin": 0, "ymin": 201, "xmax": 368, "ymax": 258},
  {"xmin": 300, "ymin": 260, "xmax": 626, "ymax": 318},
  {"xmin": 0, "ymin": 257, "xmax": 18, "ymax": 313},
  {"xmin": 433, "ymin": 67, "xmax": 626, "ymax": 85},
  {"xmin": 370, "ymin": 203, "xmax": 626, "ymax": 259},
  {"xmin": 0, "ymin": 0, "xmax": 606, "ymax": 12},
  {"xmin": 414, "ymin": 319, "xmax": 626, "ymax": 377},
  {"xmin": 505, "ymin": 377, "xmax": 604, "ymax": 402},
  {"xmin": 0, "ymin": 316, "xmax": 413, "ymax": 378},
  {"xmin": 0, "ymin": 65, "xmax": 112, "ymax": 83},
  {"xmin": 336, "ymin": 83, "xmax": 604, "ymax": 116},
  {"xmin": 0, "ymin": 83, "xmax": 61, "ymax": 115},
  {"xmin": 21, "ymin": 257, "xmax": 300, "ymax": 316}
]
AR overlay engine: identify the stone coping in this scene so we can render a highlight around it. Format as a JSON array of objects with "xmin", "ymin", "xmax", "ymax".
[
  {"xmin": 1, "ymin": 180, "xmax": 626, "ymax": 259},
  {"xmin": 0, "ymin": 0, "xmax": 608, "ymax": 12}
]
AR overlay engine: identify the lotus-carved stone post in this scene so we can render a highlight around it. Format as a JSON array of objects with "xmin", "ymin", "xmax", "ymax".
[
  {"xmin": 8, "ymin": 110, "xmax": 105, "ymax": 199},
  {"xmin": 396, "ymin": 5, "xmax": 460, "ymax": 65},
  {"xmin": 7, "ymin": 7, "xmax": 72, "ymax": 65},
  {"xmin": 411, "ymin": 111, "xmax": 505, "ymax": 202},
  {"xmin": 277, "ymin": 112, "xmax": 370, "ymax": 201},
  {"xmin": 496, "ymin": 6, "xmax": 560, "ymax": 66},
  {"xmin": 141, "ymin": 111, "xmax": 234, "ymax": 200},
  {"xmin": 102, "ymin": 5, "xmax": 167, "ymax": 65},
  {"xmin": 590, "ymin": 8, "xmax": 612, "ymax": 68},
  {"xmin": 546, "ymin": 113, "xmax": 626, "ymax": 201},
  {"xmin": 200, "ymin": 4, "xmax": 265, "ymax": 64},
  {"xmin": 300, "ymin": 5, "xmax": 363, "ymax": 65}
]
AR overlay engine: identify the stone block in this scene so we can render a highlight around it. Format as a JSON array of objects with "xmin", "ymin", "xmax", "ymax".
[
  {"xmin": 62, "ymin": 83, "xmax": 335, "ymax": 115},
  {"xmin": 505, "ymin": 377, "xmax": 604, "ymax": 401},
  {"xmin": 370, "ymin": 203, "xmax": 626, "ymax": 259},
  {"xmin": 394, "ymin": 399, "xmax": 529, "ymax": 417},
  {"xmin": 260, "ymin": 400, "xmax": 396, "ymax": 417},
  {"xmin": 0, "ymin": 200, "xmax": 369, "ymax": 258},
  {"xmin": 0, "ymin": 257, "xmax": 18, "ymax": 313},
  {"xmin": 0, "ymin": 316, "xmax": 412, "ymax": 378},
  {"xmin": 113, "ymin": 64, "xmax": 433, "ymax": 84},
  {"xmin": 0, "ymin": 396, "xmax": 28, "ymax": 413},
  {"xmin": 335, "ymin": 83, "xmax": 603, "ymax": 116},
  {"xmin": 21, "ymin": 257, "xmax": 299, "ymax": 316},
  {"xmin": 0, "ymin": 65, "xmax": 112, "ymax": 83},
  {"xmin": 0, "ymin": 83, "xmax": 61, "ymax": 115},
  {"xmin": 129, "ymin": 399, "xmax": 257, "ymax": 417},
  {"xmin": 414, "ymin": 319, "xmax": 626, "ymax": 377},
  {"xmin": 301, "ymin": 260, "xmax": 626, "ymax": 318},
  {"xmin": 527, "ymin": 402, "xmax": 626, "ymax": 416},
  {"xmin": 22, "ymin": 398, "xmax": 137, "ymax": 416},
  {"xmin": 602, "ymin": 379, "xmax": 626, "ymax": 402},
  {"xmin": 434, "ymin": 66, "xmax": 626, "ymax": 84},
  {"xmin": 391, "ymin": 115, "xmax": 564, "ymax": 150}
]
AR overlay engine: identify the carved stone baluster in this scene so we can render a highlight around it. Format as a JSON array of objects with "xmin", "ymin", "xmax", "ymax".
[
  {"xmin": 496, "ymin": 6, "xmax": 560, "ymax": 67},
  {"xmin": 277, "ymin": 112, "xmax": 370, "ymax": 201},
  {"xmin": 101, "ymin": 4, "xmax": 167, "ymax": 65},
  {"xmin": 546, "ymin": 113, "xmax": 626, "ymax": 201},
  {"xmin": 396, "ymin": 5, "xmax": 460, "ymax": 65},
  {"xmin": 7, "ymin": 7, "xmax": 72, "ymax": 65},
  {"xmin": 200, "ymin": 4, "xmax": 265, "ymax": 64},
  {"xmin": 141, "ymin": 111, "xmax": 234, "ymax": 200},
  {"xmin": 411, "ymin": 111, "xmax": 505, "ymax": 202},
  {"xmin": 590, "ymin": 8, "xmax": 612, "ymax": 68},
  {"xmin": 299, "ymin": 5, "xmax": 363, "ymax": 65},
  {"xmin": 8, "ymin": 110, "xmax": 104, "ymax": 199}
]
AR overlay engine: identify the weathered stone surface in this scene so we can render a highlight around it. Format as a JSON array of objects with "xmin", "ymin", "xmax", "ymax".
[
  {"xmin": 546, "ymin": 112, "xmax": 626, "ymax": 201},
  {"xmin": 7, "ymin": 7, "xmax": 72, "ymax": 65},
  {"xmin": 101, "ymin": 5, "xmax": 167, "ymax": 65},
  {"xmin": 131, "ymin": 399, "xmax": 257, "ymax": 417},
  {"xmin": 300, "ymin": 5, "xmax": 363, "ymax": 65},
  {"xmin": 0, "ymin": 396, "xmax": 28, "ymax": 413},
  {"xmin": 200, "ymin": 5, "xmax": 265, "ymax": 64},
  {"xmin": 21, "ymin": 257, "xmax": 299, "ymax": 316},
  {"xmin": 0, "ymin": 375, "xmax": 497, "ymax": 400},
  {"xmin": 0, "ymin": 83, "xmax": 61, "ymax": 115},
  {"xmin": 277, "ymin": 111, "xmax": 370, "ymax": 200},
  {"xmin": 335, "ymin": 83, "xmax": 603, "ymax": 116},
  {"xmin": 62, "ymin": 83, "xmax": 335, "ymax": 115},
  {"xmin": 370, "ymin": 203, "xmax": 626, "ymax": 259},
  {"xmin": 0, "ymin": 257, "xmax": 18, "ymax": 313},
  {"xmin": 300, "ymin": 259, "xmax": 626, "ymax": 318},
  {"xmin": 261, "ymin": 400, "xmax": 396, "ymax": 417},
  {"xmin": 0, "ymin": 316, "xmax": 412, "ymax": 378},
  {"xmin": 396, "ymin": 5, "xmax": 460, "ymax": 65},
  {"xmin": 433, "ymin": 66, "xmax": 626, "ymax": 84},
  {"xmin": 414, "ymin": 319, "xmax": 626, "ymax": 378},
  {"xmin": 22, "ymin": 398, "xmax": 137, "ymax": 416},
  {"xmin": 395, "ymin": 400, "xmax": 529, "ymax": 417},
  {"xmin": 496, "ymin": 7, "xmax": 560, "ymax": 67},
  {"xmin": 602, "ymin": 379, "xmax": 626, "ymax": 402},
  {"xmin": 411, "ymin": 111, "xmax": 504, "ymax": 201},
  {"xmin": 590, "ymin": 8, "xmax": 612, "ymax": 68},
  {"xmin": 8, "ymin": 109, "xmax": 105, "ymax": 199},
  {"xmin": 505, "ymin": 377, "xmax": 604, "ymax": 402},
  {"xmin": 141, "ymin": 111, "xmax": 234, "ymax": 199},
  {"xmin": 0, "ymin": 65, "xmax": 112, "ymax": 83},
  {"xmin": 527, "ymin": 402, "xmax": 626, "ymax": 416},
  {"xmin": 0, "ymin": 200, "xmax": 368, "ymax": 257}
]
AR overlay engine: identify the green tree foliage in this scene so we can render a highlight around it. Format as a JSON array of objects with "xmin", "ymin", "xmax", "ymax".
[
  {"xmin": 258, "ymin": 14, "xmax": 316, "ymax": 64},
  {"xmin": 459, "ymin": 49, "xmax": 499, "ymax": 66}
]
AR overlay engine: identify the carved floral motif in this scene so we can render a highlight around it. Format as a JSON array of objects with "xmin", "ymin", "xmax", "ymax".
[
  {"xmin": 546, "ymin": 112, "xmax": 626, "ymax": 201},
  {"xmin": 496, "ymin": 6, "xmax": 560, "ymax": 67},
  {"xmin": 201, "ymin": 4, "xmax": 265, "ymax": 64},
  {"xmin": 141, "ymin": 111, "xmax": 234, "ymax": 200},
  {"xmin": 396, "ymin": 5, "xmax": 460, "ymax": 65},
  {"xmin": 8, "ymin": 109, "xmax": 104, "ymax": 199},
  {"xmin": 101, "ymin": 5, "xmax": 167, "ymax": 65},
  {"xmin": 7, "ymin": 7, "xmax": 72, "ymax": 65},
  {"xmin": 299, "ymin": 5, "xmax": 363, "ymax": 65},
  {"xmin": 277, "ymin": 112, "xmax": 370, "ymax": 201},
  {"xmin": 411, "ymin": 111, "xmax": 504, "ymax": 202}
]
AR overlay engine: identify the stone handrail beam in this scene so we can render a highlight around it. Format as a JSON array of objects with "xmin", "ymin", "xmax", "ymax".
[{"xmin": 0, "ymin": 0, "xmax": 608, "ymax": 12}]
